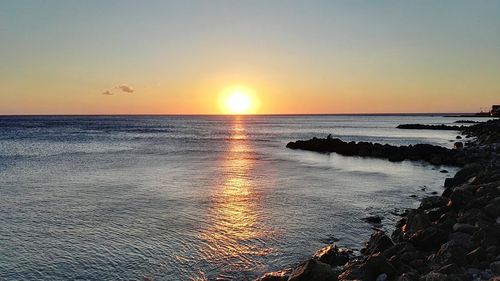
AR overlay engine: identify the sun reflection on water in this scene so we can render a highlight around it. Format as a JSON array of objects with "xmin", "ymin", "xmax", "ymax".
[{"xmin": 197, "ymin": 118, "xmax": 274, "ymax": 278}]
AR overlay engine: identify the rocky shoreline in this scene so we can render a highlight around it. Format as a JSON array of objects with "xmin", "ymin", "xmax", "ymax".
[
  {"xmin": 257, "ymin": 119, "xmax": 500, "ymax": 281},
  {"xmin": 396, "ymin": 124, "xmax": 465, "ymax": 130}
]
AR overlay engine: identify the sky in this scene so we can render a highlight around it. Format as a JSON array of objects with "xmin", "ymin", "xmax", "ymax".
[{"xmin": 0, "ymin": 0, "xmax": 499, "ymax": 115}]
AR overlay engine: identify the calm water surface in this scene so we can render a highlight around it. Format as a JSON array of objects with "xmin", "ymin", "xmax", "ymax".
[{"xmin": 0, "ymin": 115, "xmax": 473, "ymax": 280}]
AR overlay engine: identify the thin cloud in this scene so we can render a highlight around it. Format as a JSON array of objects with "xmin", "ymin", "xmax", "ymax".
[
  {"xmin": 100, "ymin": 84, "xmax": 136, "ymax": 96},
  {"xmin": 116, "ymin": 84, "xmax": 134, "ymax": 93}
]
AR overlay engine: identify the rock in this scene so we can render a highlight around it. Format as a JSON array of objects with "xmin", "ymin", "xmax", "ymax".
[
  {"xmin": 483, "ymin": 197, "xmax": 500, "ymax": 218},
  {"xmin": 419, "ymin": 272, "xmax": 448, "ymax": 281},
  {"xmin": 437, "ymin": 263, "xmax": 464, "ymax": 274},
  {"xmin": 396, "ymin": 124, "xmax": 464, "ymax": 131},
  {"xmin": 448, "ymin": 232, "xmax": 476, "ymax": 251},
  {"xmin": 452, "ymin": 223, "xmax": 478, "ymax": 235},
  {"xmin": 491, "ymin": 261, "xmax": 500, "ymax": 274},
  {"xmin": 288, "ymin": 259, "xmax": 337, "ymax": 281},
  {"xmin": 389, "ymin": 151, "xmax": 405, "ymax": 162},
  {"xmin": 363, "ymin": 215, "xmax": 383, "ymax": 224},
  {"xmin": 440, "ymin": 170, "xmax": 449, "ymax": 173},
  {"xmin": 467, "ymin": 246, "xmax": 487, "ymax": 264},
  {"xmin": 472, "ymin": 226, "xmax": 500, "ymax": 249},
  {"xmin": 384, "ymin": 242, "xmax": 425, "ymax": 267},
  {"xmin": 376, "ymin": 273, "xmax": 388, "ymax": 281},
  {"xmin": 445, "ymin": 163, "xmax": 483, "ymax": 188},
  {"xmin": 454, "ymin": 142, "xmax": 464, "ymax": 150},
  {"xmin": 286, "ymin": 137, "xmax": 460, "ymax": 166},
  {"xmin": 363, "ymin": 230, "xmax": 394, "ymax": 255},
  {"xmin": 405, "ymin": 210, "xmax": 431, "ymax": 236},
  {"xmin": 395, "ymin": 272, "xmax": 419, "ymax": 281},
  {"xmin": 419, "ymin": 196, "xmax": 450, "ymax": 210},
  {"xmin": 457, "ymin": 208, "xmax": 488, "ymax": 225},
  {"xmin": 432, "ymin": 240, "xmax": 467, "ymax": 266},
  {"xmin": 312, "ymin": 244, "xmax": 349, "ymax": 267},
  {"xmin": 409, "ymin": 227, "xmax": 448, "ymax": 251},
  {"xmin": 257, "ymin": 270, "xmax": 289, "ymax": 281},
  {"xmin": 448, "ymin": 188, "xmax": 474, "ymax": 209},
  {"xmin": 456, "ymin": 136, "xmax": 462, "ymax": 139},
  {"xmin": 339, "ymin": 253, "xmax": 396, "ymax": 280}
]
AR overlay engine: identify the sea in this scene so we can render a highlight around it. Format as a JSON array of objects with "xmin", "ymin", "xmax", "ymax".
[{"xmin": 0, "ymin": 115, "xmax": 476, "ymax": 280}]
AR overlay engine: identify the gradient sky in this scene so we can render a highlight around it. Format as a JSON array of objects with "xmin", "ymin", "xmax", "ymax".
[{"xmin": 1, "ymin": 0, "xmax": 499, "ymax": 114}]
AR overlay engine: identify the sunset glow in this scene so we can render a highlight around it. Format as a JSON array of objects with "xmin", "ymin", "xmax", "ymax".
[
  {"xmin": 225, "ymin": 92, "xmax": 251, "ymax": 114},
  {"xmin": 219, "ymin": 87, "xmax": 259, "ymax": 114},
  {"xmin": 0, "ymin": 1, "xmax": 499, "ymax": 115}
]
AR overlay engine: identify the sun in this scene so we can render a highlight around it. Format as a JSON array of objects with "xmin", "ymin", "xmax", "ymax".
[
  {"xmin": 218, "ymin": 86, "xmax": 259, "ymax": 114},
  {"xmin": 226, "ymin": 91, "xmax": 251, "ymax": 114}
]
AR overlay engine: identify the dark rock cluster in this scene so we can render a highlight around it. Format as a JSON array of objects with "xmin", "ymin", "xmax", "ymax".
[
  {"xmin": 286, "ymin": 138, "xmax": 467, "ymax": 166},
  {"xmin": 455, "ymin": 120, "xmax": 480, "ymax": 124},
  {"xmin": 396, "ymin": 124, "xmax": 465, "ymax": 130},
  {"xmin": 257, "ymin": 119, "xmax": 500, "ymax": 281}
]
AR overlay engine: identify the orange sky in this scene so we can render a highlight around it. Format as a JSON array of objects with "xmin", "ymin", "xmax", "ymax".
[{"xmin": 1, "ymin": 1, "xmax": 499, "ymax": 115}]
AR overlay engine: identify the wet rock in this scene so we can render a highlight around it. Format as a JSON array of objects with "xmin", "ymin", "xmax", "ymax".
[
  {"xmin": 454, "ymin": 142, "xmax": 464, "ymax": 150},
  {"xmin": 440, "ymin": 170, "xmax": 449, "ymax": 173},
  {"xmin": 419, "ymin": 196, "xmax": 450, "ymax": 210},
  {"xmin": 257, "ymin": 270, "xmax": 290, "ymax": 281},
  {"xmin": 363, "ymin": 215, "xmax": 383, "ymax": 225},
  {"xmin": 288, "ymin": 259, "xmax": 337, "ymax": 281},
  {"xmin": 312, "ymin": 244, "xmax": 349, "ymax": 267},
  {"xmin": 363, "ymin": 230, "xmax": 394, "ymax": 255},
  {"xmin": 456, "ymin": 136, "xmax": 462, "ymax": 139}
]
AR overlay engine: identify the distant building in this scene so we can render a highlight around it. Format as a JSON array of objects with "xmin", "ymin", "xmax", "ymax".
[{"xmin": 492, "ymin": 105, "xmax": 500, "ymax": 117}]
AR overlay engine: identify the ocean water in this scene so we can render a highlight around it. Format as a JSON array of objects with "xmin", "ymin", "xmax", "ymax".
[{"xmin": 0, "ymin": 115, "xmax": 473, "ymax": 280}]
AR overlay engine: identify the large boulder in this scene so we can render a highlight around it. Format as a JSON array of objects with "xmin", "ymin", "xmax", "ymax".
[
  {"xmin": 312, "ymin": 244, "xmax": 349, "ymax": 267},
  {"xmin": 444, "ymin": 163, "xmax": 483, "ymax": 188},
  {"xmin": 483, "ymin": 197, "xmax": 500, "ymax": 218},
  {"xmin": 405, "ymin": 210, "xmax": 431, "ymax": 237},
  {"xmin": 363, "ymin": 230, "xmax": 394, "ymax": 255},
  {"xmin": 409, "ymin": 227, "xmax": 448, "ymax": 251},
  {"xmin": 431, "ymin": 240, "xmax": 467, "ymax": 266},
  {"xmin": 419, "ymin": 196, "xmax": 450, "ymax": 210},
  {"xmin": 339, "ymin": 253, "xmax": 396, "ymax": 280},
  {"xmin": 288, "ymin": 259, "xmax": 337, "ymax": 281}
]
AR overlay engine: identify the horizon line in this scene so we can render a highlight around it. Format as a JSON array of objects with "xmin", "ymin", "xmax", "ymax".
[{"xmin": 0, "ymin": 112, "xmax": 492, "ymax": 117}]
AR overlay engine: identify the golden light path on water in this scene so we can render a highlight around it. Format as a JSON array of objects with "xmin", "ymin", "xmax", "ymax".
[{"xmin": 195, "ymin": 117, "xmax": 275, "ymax": 280}]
